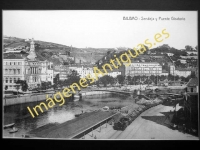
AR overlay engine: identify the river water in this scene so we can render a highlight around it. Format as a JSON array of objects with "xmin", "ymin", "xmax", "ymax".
[{"xmin": 3, "ymin": 92, "xmax": 135, "ymax": 138}]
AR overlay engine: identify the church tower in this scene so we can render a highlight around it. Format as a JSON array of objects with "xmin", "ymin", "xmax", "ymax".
[{"xmin": 27, "ymin": 38, "xmax": 37, "ymax": 60}]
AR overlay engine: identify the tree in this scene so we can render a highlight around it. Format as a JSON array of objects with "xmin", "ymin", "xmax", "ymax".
[
  {"xmin": 15, "ymin": 85, "xmax": 20, "ymax": 97},
  {"xmin": 16, "ymin": 80, "xmax": 28, "ymax": 92},
  {"xmin": 158, "ymin": 44, "xmax": 170, "ymax": 53},
  {"xmin": 109, "ymin": 76, "xmax": 115, "ymax": 86},
  {"xmin": 168, "ymin": 74, "xmax": 175, "ymax": 81},
  {"xmin": 185, "ymin": 45, "xmax": 193, "ymax": 51},
  {"xmin": 149, "ymin": 75, "xmax": 155, "ymax": 82},
  {"xmin": 99, "ymin": 75, "xmax": 109, "ymax": 87},
  {"xmin": 65, "ymin": 70, "xmax": 80, "ymax": 85},
  {"xmin": 134, "ymin": 75, "xmax": 141, "ymax": 85},
  {"xmin": 160, "ymin": 75, "xmax": 166, "ymax": 81},
  {"xmin": 99, "ymin": 75, "xmax": 115, "ymax": 87},
  {"xmin": 126, "ymin": 76, "xmax": 132, "ymax": 85},
  {"xmin": 54, "ymin": 74, "xmax": 59, "ymax": 85},
  {"xmin": 191, "ymin": 71, "xmax": 196, "ymax": 78},
  {"xmin": 116, "ymin": 75, "xmax": 125, "ymax": 85},
  {"xmin": 195, "ymin": 45, "xmax": 198, "ymax": 51},
  {"xmin": 175, "ymin": 75, "xmax": 179, "ymax": 81}
]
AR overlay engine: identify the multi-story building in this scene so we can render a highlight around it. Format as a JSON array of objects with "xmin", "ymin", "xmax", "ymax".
[
  {"xmin": 180, "ymin": 56, "xmax": 198, "ymax": 59},
  {"xmin": 169, "ymin": 65, "xmax": 195, "ymax": 77},
  {"xmin": 3, "ymin": 54, "xmax": 27, "ymax": 90},
  {"xmin": 40, "ymin": 60, "xmax": 49, "ymax": 82},
  {"xmin": 186, "ymin": 51, "xmax": 198, "ymax": 55},
  {"xmin": 54, "ymin": 64, "xmax": 70, "ymax": 81},
  {"xmin": 47, "ymin": 69, "xmax": 54, "ymax": 84},
  {"xmin": 69, "ymin": 64, "xmax": 95, "ymax": 78},
  {"xmin": 3, "ymin": 38, "xmax": 52, "ymax": 90},
  {"xmin": 124, "ymin": 62, "xmax": 162, "ymax": 76},
  {"xmin": 178, "ymin": 59, "xmax": 187, "ymax": 64}
]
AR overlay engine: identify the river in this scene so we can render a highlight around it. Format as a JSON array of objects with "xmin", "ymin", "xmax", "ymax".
[{"xmin": 3, "ymin": 92, "xmax": 135, "ymax": 138}]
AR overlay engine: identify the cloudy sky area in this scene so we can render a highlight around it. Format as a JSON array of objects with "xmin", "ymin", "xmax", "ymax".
[{"xmin": 3, "ymin": 11, "xmax": 197, "ymax": 49}]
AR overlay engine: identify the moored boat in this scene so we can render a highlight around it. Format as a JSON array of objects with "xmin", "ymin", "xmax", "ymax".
[
  {"xmin": 9, "ymin": 127, "xmax": 18, "ymax": 133},
  {"xmin": 4, "ymin": 123, "xmax": 15, "ymax": 129}
]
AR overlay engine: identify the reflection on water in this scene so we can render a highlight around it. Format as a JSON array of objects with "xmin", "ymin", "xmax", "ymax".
[
  {"xmin": 3, "ymin": 93, "xmax": 134, "ymax": 137},
  {"xmin": 48, "ymin": 110, "xmax": 75, "ymax": 124}
]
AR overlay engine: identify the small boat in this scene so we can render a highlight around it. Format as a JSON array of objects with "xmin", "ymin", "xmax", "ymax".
[
  {"xmin": 75, "ymin": 113, "xmax": 82, "ymax": 117},
  {"xmin": 4, "ymin": 123, "xmax": 15, "ymax": 129},
  {"xmin": 102, "ymin": 106, "xmax": 109, "ymax": 111},
  {"xmin": 75, "ymin": 111, "xmax": 84, "ymax": 117},
  {"xmin": 9, "ymin": 127, "xmax": 18, "ymax": 133}
]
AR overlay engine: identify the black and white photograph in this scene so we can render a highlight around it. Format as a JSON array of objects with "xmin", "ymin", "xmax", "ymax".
[{"xmin": 2, "ymin": 10, "xmax": 199, "ymax": 140}]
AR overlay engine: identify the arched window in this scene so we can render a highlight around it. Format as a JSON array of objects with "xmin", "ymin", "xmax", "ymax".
[
  {"xmin": 14, "ymin": 78, "xmax": 16, "ymax": 83},
  {"xmin": 13, "ymin": 69, "xmax": 16, "ymax": 74},
  {"xmin": 6, "ymin": 78, "xmax": 8, "ymax": 83},
  {"xmin": 10, "ymin": 78, "xmax": 12, "ymax": 83}
]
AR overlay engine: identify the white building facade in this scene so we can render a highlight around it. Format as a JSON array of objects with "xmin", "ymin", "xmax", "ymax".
[
  {"xmin": 125, "ymin": 62, "xmax": 162, "ymax": 76},
  {"xmin": 3, "ymin": 56, "xmax": 27, "ymax": 90},
  {"xmin": 69, "ymin": 65, "xmax": 96, "ymax": 78},
  {"xmin": 169, "ymin": 65, "xmax": 192, "ymax": 77}
]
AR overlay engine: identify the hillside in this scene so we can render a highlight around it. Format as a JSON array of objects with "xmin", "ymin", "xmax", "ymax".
[{"xmin": 3, "ymin": 36, "xmax": 109, "ymax": 64}]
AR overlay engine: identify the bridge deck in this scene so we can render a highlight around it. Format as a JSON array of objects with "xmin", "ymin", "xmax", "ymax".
[{"xmin": 94, "ymin": 89, "xmax": 132, "ymax": 94}]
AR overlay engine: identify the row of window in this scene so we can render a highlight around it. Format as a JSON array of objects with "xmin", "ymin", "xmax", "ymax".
[
  {"xmin": 4, "ymin": 69, "xmax": 21, "ymax": 74},
  {"xmin": 131, "ymin": 64, "xmax": 160, "ymax": 67},
  {"xmin": 130, "ymin": 71, "xmax": 162, "ymax": 74},
  {"xmin": 4, "ymin": 62, "xmax": 22, "ymax": 65},
  {"xmin": 130, "ymin": 67, "xmax": 162, "ymax": 70},
  {"xmin": 4, "ymin": 78, "xmax": 21, "ymax": 83}
]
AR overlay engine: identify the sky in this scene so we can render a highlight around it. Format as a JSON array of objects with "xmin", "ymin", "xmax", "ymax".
[{"xmin": 3, "ymin": 10, "xmax": 198, "ymax": 49}]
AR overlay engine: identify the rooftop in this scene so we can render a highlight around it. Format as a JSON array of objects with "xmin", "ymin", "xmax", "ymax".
[
  {"xmin": 186, "ymin": 78, "xmax": 198, "ymax": 87},
  {"xmin": 69, "ymin": 64, "xmax": 96, "ymax": 68},
  {"xmin": 3, "ymin": 53, "xmax": 26, "ymax": 59},
  {"xmin": 176, "ymin": 68, "xmax": 196, "ymax": 71}
]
